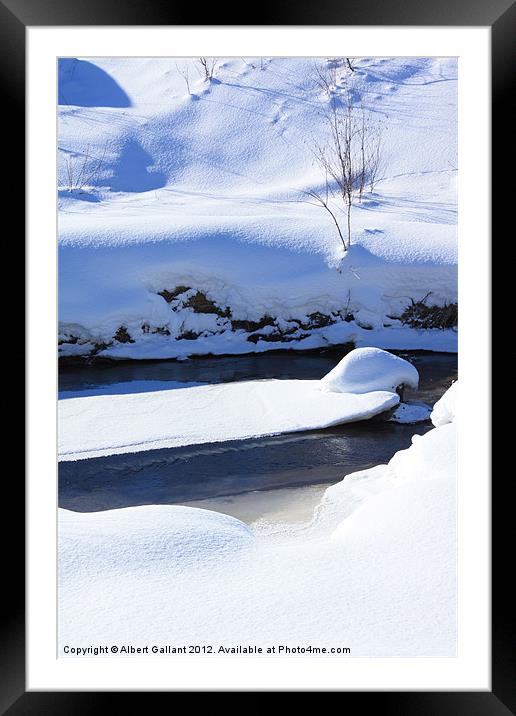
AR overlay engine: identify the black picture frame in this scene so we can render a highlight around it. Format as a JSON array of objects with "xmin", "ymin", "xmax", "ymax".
[{"xmin": 4, "ymin": 0, "xmax": 509, "ymax": 708}]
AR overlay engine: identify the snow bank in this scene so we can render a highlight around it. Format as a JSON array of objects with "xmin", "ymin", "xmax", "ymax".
[
  {"xmin": 326, "ymin": 385, "xmax": 457, "ymax": 537},
  {"xmin": 58, "ymin": 56, "xmax": 457, "ymax": 360},
  {"xmin": 311, "ymin": 383, "xmax": 457, "ymax": 648},
  {"xmin": 331, "ymin": 477, "xmax": 455, "ymax": 568},
  {"xmin": 311, "ymin": 464, "xmax": 390, "ymax": 534},
  {"xmin": 320, "ymin": 347, "xmax": 418, "ymax": 394},
  {"xmin": 312, "ymin": 399, "xmax": 454, "ymax": 538},
  {"xmin": 384, "ymin": 421, "xmax": 456, "ymax": 484},
  {"xmin": 431, "ymin": 380, "xmax": 457, "ymax": 426},
  {"xmin": 58, "ymin": 378, "xmax": 399, "ymax": 461}
]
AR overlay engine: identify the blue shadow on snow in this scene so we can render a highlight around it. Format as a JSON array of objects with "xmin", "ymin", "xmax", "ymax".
[
  {"xmin": 110, "ymin": 139, "xmax": 167, "ymax": 193},
  {"xmin": 58, "ymin": 58, "xmax": 131, "ymax": 108}
]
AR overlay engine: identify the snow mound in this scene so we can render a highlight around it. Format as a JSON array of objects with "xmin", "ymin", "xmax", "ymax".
[
  {"xmin": 431, "ymin": 381, "xmax": 457, "ymax": 426},
  {"xmin": 58, "ymin": 379, "xmax": 399, "ymax": 461},
  {"xmin": 59, "ymin": 504, "xmax": 253, "ymax": 578},
  {"xmin": 385, "ymin": 422, "xmax": 456, "ymax": 485},
  {"xmin": 320, "ymin": 347, "xmax": 419, "ymax": 394}
]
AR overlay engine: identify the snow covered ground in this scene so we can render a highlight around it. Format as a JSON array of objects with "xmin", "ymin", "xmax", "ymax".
[
  {"xmin": 58, "ymin": 348, "xmax": 419, "ymax": 461},
  {"xmin": 59, "ymin": 381, "xmax": 457, "ymax": 655},
  {"xmin": 58, "ymin": 56, "xmax": 457, "ymax": 360}
]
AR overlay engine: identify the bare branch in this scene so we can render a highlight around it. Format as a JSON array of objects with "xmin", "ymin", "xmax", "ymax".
[
  {"xmin": 307, "ymin": 92, "xmax": 386, "ymax": 247},
  {"xmin": 176, "ymin": 62, "xmax": 192, "ymax": 94},
  {"xmin": 303, "ymin": 187, "xmax": 347, "ymax": 250},
  {"xmin": 197, "ymin": 57, "xmax": 218, "ymax": 82},
  {"xmin": 312, "ymin": 60, "xmax": 338, "ymax": 99},
  {"xmin": 60, "ymin": 141, "xmax": 110, "ymax": 193}
]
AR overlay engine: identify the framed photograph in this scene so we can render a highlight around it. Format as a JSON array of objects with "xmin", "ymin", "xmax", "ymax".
[{"xmin": 4, "ymin": 0, "xmax": 508, "ymax": 707}]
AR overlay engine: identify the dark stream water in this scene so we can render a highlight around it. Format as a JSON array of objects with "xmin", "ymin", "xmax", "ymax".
[{"xmin": 58, "ymin": 348, "xmax": 457, "ymax": 513}]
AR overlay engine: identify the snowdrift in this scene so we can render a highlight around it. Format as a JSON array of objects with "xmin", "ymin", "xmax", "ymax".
[
  {"xmin": 58, "ymin": 57, "xmax": 458, "ymax": 360},
  {"xmin": 59, "ymin": 383, "xmax": 457, "ymax": 655},
  {"xmin": 58, "ymin": 348, "xmax": 418, "ymax": 461}
]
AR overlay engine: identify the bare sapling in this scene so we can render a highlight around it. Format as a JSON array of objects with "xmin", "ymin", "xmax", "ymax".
[
  {"xmin": 62, "ymin": 142, "xmax": 109, "ymax": 194},
  {"xmin": 314, "ymin": 96, "xmax": 357, "ymax": 249},
  {"xmin": 176, "ymin": 62, "xmax": 192, "ymax": 94},
  {"xmin": 356, "ymin": 106, "xmax": 384, "ymax": 199},
  {"xmin": 197, "ymin": 57, "xmax": 218, "ymax": 82},
  {"xmin": 300, "ymin": 169, "xmax": 347, "ymax": 251},
  {"xmin": 310, "ymin": 93, "xmax": 385, "ymax": 248},
  {"xmin": 358, "ymin": 106, "xmax": 367, "ymax": 201},
  {"xmin": 312, "ymin": 60, "xmax": 339, "ymax": 99},
  {"xmin": 366, "ymin": 122, "xmax": 384, "ymax": 193}
]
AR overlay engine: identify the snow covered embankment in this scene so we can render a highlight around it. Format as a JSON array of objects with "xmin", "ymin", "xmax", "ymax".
[
  {"xmin": 58, "ymin": 57, "xmax": 458, "ymax": 360},
  {"xmin": 59, "ymin": 381, "xmax": 457, "ymax": 654},
  {"xmin": 58, "ymin": 348, "xmax": 417, "ymax": 461},
  {"xmin": 316, "ymin": 380, "xmax": 457, "ymax": 533}
]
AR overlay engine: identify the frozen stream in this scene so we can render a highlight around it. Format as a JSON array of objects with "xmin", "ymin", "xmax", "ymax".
[{"xmin": 58, "ymin": 349, "xmax": 457, "ymax": 522}]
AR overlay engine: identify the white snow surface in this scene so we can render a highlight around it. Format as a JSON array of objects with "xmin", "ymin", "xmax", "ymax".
[
  {"xmin": 59, "ymin": 505, "xmax": 253, "ymax": 580},
  {"xmin": 58, "ymin": 378, "xmax": 399, "ymax": 461},
  {"xmin": 320, "ymin": 346, "xmax": 418, "ymax": 394},
  {"xmin": 383, "ymin": 422, "xmax": 456, "ymax": 485},
  {"xmin": 431, "ymin": 380, "xmax": 457, "ymax": 426},
  {"xmin": 59, "ymin": 385, "xmax": 457, "ymax": 655},
  {"xmin": 58, "ymin": 56, "xmax": 458, "ymax": 358}
]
